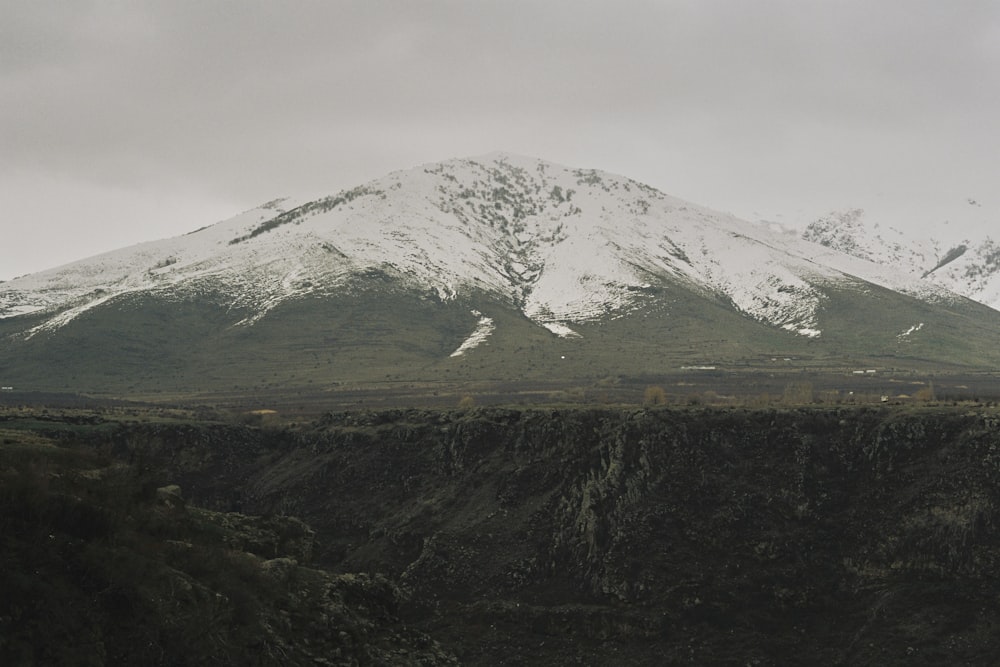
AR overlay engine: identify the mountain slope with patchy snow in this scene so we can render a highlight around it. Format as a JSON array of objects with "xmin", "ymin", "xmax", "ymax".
[
  {"xmin": 802, "ymin": 208, "xmax": 1000, "ymax": 311},
  {"xmin": 0, "ymin": 153, "xmax": 959, "ymax": 344}
]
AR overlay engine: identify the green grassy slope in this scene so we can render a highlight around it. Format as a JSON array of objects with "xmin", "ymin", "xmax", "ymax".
[{"xmin": 1, "ymin": 273, "xmax": 999, "ymax": 402}]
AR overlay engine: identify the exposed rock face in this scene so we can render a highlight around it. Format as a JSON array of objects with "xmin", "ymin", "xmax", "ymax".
[
  {"xmin": 0, "ymin": 421, "xmax": 458, "ymax": 667},
  {"xmin": 154, "ymin": 483, "xmax": 185, "ymax": 509},
  {"xmin": 80, "ymin": 406, "xmax": 1000, "ymax": 665}
]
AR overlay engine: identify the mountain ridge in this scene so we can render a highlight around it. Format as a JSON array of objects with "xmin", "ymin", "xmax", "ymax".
[{"xmin": 800, "ymin": 207, "xmax": 1000, "ymax": 311}]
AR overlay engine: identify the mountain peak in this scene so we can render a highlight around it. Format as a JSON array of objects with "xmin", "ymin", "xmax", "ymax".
[
  {"xmin": 4, "ymin": 153, "xmax": 1000, "ymax": 399},
  {"xmin": 464, "ymin": 150, "xmax": 541, "ymax": 164},
  {"xmin": 0, "ymin": 154, "xmax": 959, "ymax": 339}
]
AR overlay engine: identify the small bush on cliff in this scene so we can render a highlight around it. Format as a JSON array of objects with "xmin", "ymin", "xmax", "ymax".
[
  {"xmin": 914, "ymin": 382, "xmax": 935, "ymax": 402},
  {"xmin": 644, "ymin": 386, "xmax": 667, "ymax": 406},
  {"xmin": 782, "ymin": 381, "xmax": 814, "ymax": 405}
]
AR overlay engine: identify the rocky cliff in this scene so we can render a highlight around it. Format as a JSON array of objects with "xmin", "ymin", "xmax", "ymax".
[{"xmin": 21, "ymin": 405, "xmax": 987, "ymax": 665}]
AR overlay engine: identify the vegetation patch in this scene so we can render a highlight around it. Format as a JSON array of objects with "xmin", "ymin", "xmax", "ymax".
[{"xmin": 229, "ymin": 186, "xmax": 385, "ymax": 245}]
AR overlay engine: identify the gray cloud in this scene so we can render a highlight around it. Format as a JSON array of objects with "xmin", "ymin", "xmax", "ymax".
[{"xmin": 2, "ymin": 0, "xmax": 998, "ymax": 279}]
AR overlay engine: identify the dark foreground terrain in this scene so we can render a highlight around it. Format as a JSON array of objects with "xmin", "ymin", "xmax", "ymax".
[{"xmin": 4, "ymin": 404, "xmax": 1000, "ymax": 665}]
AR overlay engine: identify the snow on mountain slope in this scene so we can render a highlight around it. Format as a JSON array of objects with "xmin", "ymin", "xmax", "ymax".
[
  {"xmin": 929, "ymin": 239, "xmax": 1000, "ymax": 310},
  {"xmin": 802, "ymin": 208, "xmax": 1000, "ymax": 311},
  {"xmin": 0, "ymin": 153, "xmax": 959, "ymax": 341},
  {"xmin": 0, "ymin": 198, "xmax": 299, "ymax": 322},
  {"xmin": 802, "ymin": 209, "xmax": 942, "ymax": 271}
]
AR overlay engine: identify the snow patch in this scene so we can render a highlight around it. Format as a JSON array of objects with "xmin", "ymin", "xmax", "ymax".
[
  {"xmin": 24, "ymin": 292, "xmax": 121, "ymax": 339},
  {"xmin": 539, "ymin": 322, "xmax": 581, "ymax": 338},
  {"xmin": 435, "ymin": 282, "xmax": 458, "ymax": 301},
  {"xmin": 783, "ymin": 325, "xmax": 822, "ymax": 339},
  {"xmin": 897, "ymin": 322, "xmax": 924, "ymax": 341},
  {"xmin": 0, "ymin": 304, "xmax": 46, "ymax": 318},
  {"xmin": 450, "ymin": 310, "xmax": 494, "ymax": 357}
]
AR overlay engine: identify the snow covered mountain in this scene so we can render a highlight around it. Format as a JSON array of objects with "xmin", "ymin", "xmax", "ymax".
[
  {"xmin": 802, "ymin": 208, "xmax": 1000, "ymax": 312},
  {"xmin": 2, "ymin": 153, "xmax": 999, "ymax": 396},
  {"xmin": 0, "ymin": 153, "xmax": 958, "ymax": 338}
]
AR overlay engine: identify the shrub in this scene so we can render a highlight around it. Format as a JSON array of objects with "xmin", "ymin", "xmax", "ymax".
[
  {"xmin": 782, "ymin": 382, "xmax": 814, "ymax": 405},
  {"xmin": 818, "ymin": 390, "xmax": 841, "ymax": 404},
  {"xmin": 914, "ymin": 383, "xmax": 936, "ymax": 402},
  {"xmin": 643, "ymin": 386, "xmax": 668, "ymax": 406}
]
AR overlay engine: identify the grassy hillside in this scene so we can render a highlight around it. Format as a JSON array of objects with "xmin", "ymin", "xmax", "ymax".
[{"xmin": 1, "ymin": 273, "xmax": 999, "ymax": 404}]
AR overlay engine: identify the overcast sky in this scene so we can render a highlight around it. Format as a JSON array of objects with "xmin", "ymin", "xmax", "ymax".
[{"xmin": 2, "ymin": 1, "xmax": 998, "ymax": 281}]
